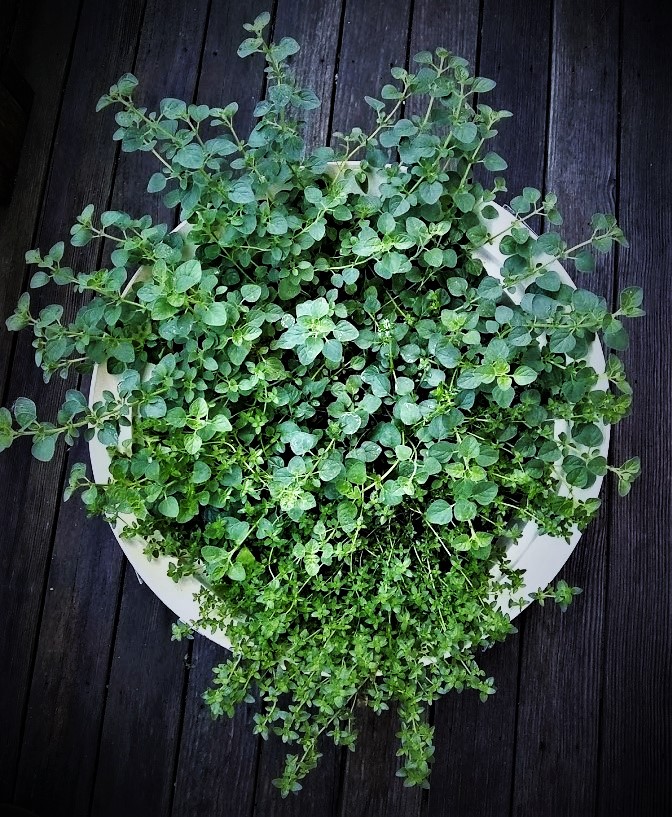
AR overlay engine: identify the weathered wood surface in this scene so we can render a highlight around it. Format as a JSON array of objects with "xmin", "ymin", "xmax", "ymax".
[{"xmin": 1, "ymin": 1, "xmax": 670, "ymax": 815}]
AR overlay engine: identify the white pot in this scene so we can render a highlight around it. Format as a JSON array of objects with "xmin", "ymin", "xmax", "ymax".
[
  {"xmin": 472, "ymin": 206, "xmax": 609, "ymax": 615},
  {"xmin": 88, "ymin": 187, "xmax": 608, "ymax": 647}
]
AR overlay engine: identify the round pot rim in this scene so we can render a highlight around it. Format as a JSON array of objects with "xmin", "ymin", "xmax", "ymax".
[{"xmin": 88, "ymin": 189, "xmax": 609, "ymax": 647}]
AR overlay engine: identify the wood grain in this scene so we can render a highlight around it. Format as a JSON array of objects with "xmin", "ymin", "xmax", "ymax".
[
  {"xmin": 10, "ymin": 1, "xmax": 210, "ymax": 814},
  {"xmin": 0, "ymin": 0, "xmax": 82, "ymax": 394},
  {"xmin": 248, "ymin": 4, "xmax": 347, "ymax": 813},
  {"xmin": 169, "ymin": 4, "xmax": 269, "ymax": 814},
  {"xmin": 426, "ymin": 2, "xmax": 553, "ymax": 814},
  {"xmin": 329, "ymin": 0, "xmax": 413, "ymax": 143},
  {"xmin": 510, "ymin": 2, "xmax": 619, "ymax": 815},
  {"xmin": 0, "ymin": 0, "xmax": 144, "ymax": 802},
  {"xmin": 598, "ymin": 2, "xmax": 672, "ymax": 815},
  {"xmin": 85, "ymin": 2, "xmax": 212, "ymax": 816},
  {"xmin": 274, "ymin": 0, "xmax": 343, "ymax": 151},
  {"xmin": 0, "ymin": 2, "xmax": 671, "ymax": 814},
  {"xmin": 171, "ymin": 639, "xmax": 259, "ymax": 817}
]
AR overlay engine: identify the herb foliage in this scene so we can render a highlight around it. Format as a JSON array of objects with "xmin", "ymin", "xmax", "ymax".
[{"xmin": 1, "ymin": 12, "xmax": 642, "ymax": 795}]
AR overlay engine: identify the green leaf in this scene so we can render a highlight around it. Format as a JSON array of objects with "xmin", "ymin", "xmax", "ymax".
[
  {"xmin": 454, "ymin": 499, "xmax": 477, "ymax": 521},
  {"xmin": 333, "ymin": 320, "xmax": 359, "ymax": 342},
  {"xmin": 452, "ymin": 122, "xmax": 477, "ymax": 143},
  {"xmin": 454, "ymin": 191, "xmax": 475, "ymax": 213},
  {"xmin": 209, "ymin": 414, "xmax": 232, "ymax": 434},
  {"xmin": 185, "ymin": 434, "xmax": 202, "ymax": 455},
  {"xmin": 116, "ymin": 73, "xmax": 138, "ymax": 96},
  {"xmin": 377, "ymin": 212, "xmax": 396, "ymax": 235},
  {"xmin": 395, "ymin": 377, "xmax": 415, "ymax": 396},
  {"xmin": 374, "ymin": 251, "xmax": 411, "ymax": 279},
  {"xmin": 574, "ymin": 249, "xmax": 595, "ymax": 273},
  {"xmin": 147, "ymin": 172, "xmax": 167, "ymax": 193},
  {"xmin": 141, "ymin": 396, "xmax": 167, "ymax": 419},
  {"xmin": 229, "ymin": 180, "xmax": 255, "ymax": 204},
  {"xmin": 241, "ymin": 284, "xmax": 263, "ymax": 303},
  {"xmin": 618, "ymin": 286, "xmax": 645, "ymax": 317},
  {"xmin": 471, "ymin": 77, "xmax": 496, "ymax": 93},
  {"xmin": 267, "ymin": 211, "xmax": 288, "ymax": 235},
  {"xmin": 426, "ymin": 499, "xmax": 453, "ymax": 525},
  {"xmin": 289, "ymin": 431, "xmax": 318, "ymax": 455},
  {"xmin": 319, "ymin": 458, "xmax": 342, "ymax": 482},
  {"xmin": 323, "ymin": 338, "xmax": 343, "ymax": 363},
  {"xmin": 227, "ymin": 519, "xmax": 250, "ymax": 544},
  {"xmin": 159, "ymin": 496, "xmax": 179, "ymax": 517},
  {"xmin": 418, "ymin": 181, "xmax": 443, "ymax": 205},
  {"xmin": 13, "ymin": 397, "xmax": 37, "ymax": 429},
  {"xmin": 173, "ymin": 259, "xmax": 202, "ymax": 292},
  {"xmin": 395, "ymin": 444, "xmax": 412, "ymax": 461},
  {"xmin": 192, "ymin": 461, "xmax": 211, "ymax": 484},
  {"xmin": 471, "ymin": 481, "xmax": 498, "ymax": 505},
  {"xmin": 378, "ymin": 423, "xmax": 402, "ymax": 448},
  {"xmin": 227, "ymin": 562, "xmax": 246, "ymax": 582},
  {"xmin": 201, "ymin": 302, "xmax": 228, "ymax": 326},
  {"xmin": 346, "ymin": 459, "xmax": 367, "ymax": 485},
  {"xmin": 512, "ymin": 366, "xmax": 537, "ymax": 385},
  {"xmin": 398, "ymin": 402, "xmax": 422, "ymax": 425},
  {"xmin": 362, "ymin": 367, "xmax": 390, "ymax": 397},
  {"xmin": 604, "ymin": 319, "xmax": 629, "ymax": 350},
  {"xmin": 483, "ymin": 152, "xmax": 507, "ymax": 171},
  {"xmin": 31, "ymin": 435, "xmax": 56, "ymax": 462},
  {"xmin": 160, "ymin": 98, "xmax": 187, "ymax": 119},
  {"xmin": 572, "ymin": 423, "xmax": 604, "ymax": 447},
  {"xmin": 175, "ymin": 143, "xmax": 205, "ymax": 169},
  {"xmin": 423, "ymin": 248, "xmax": 444, "ymax": 267}
]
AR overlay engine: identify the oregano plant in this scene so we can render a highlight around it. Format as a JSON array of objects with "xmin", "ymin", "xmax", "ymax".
[{"xmin": 1, "ymin": 12, "xmax": 642, "ymax": 795}]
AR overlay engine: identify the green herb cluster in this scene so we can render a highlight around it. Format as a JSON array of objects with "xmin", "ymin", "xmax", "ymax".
[{"xmin": 1, "ymin": 12, "xmax": 641, "ymax": 795}]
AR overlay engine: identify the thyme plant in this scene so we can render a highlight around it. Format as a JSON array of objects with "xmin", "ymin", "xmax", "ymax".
[{"xmin": 1, "ymin": 13, "xmax": 641, "ymax": 794}]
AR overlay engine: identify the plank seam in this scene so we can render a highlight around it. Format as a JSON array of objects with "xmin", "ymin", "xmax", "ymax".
[
  {"xmin": 78, "ymin": 1, "xmax": 156, "ymax": 811},
  {"xmin": 508, "ymin": 2, "xmax": 554, "ymax": 814},
  {"xmin": 325, "ymin": 0, "xmax": 348, "ymax": 145},
  {"xmin": 594, "ymin": 1, "xmax": 623, "ymax": 813},
  {"xmin": 1, "ymin": 0, "xmax": 87, "ymax": 408},
  {"xmin": 5, "ymin": 0, "xmax": 88, "ymax": 796},
  {"xmin": 166, "ymin": 4, "xmax": 215, "ymax": 811}
]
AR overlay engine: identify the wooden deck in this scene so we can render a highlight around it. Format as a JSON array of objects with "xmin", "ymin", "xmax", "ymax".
[{"xmin": 0, "ymin": 1, "xmax": 670, "ymax": 815}]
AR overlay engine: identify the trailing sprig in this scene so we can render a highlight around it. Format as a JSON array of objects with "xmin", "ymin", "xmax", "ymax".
[{"xmin": 1, "ymin": 10, "xmax": 642, "ymax": 796}]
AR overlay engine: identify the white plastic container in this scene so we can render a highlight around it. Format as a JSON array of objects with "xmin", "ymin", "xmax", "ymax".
[{"xmin": 88, "ymin": 191, "xmax": 608, "ymax": 647}]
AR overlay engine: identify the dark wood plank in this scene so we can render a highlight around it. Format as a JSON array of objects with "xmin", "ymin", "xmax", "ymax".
[
  {"xmin": 11, "ymin": 437, "xmax": 125, "ymax": 816},
  {"xmin": 0, "ymin": 0, "xmax": 145, "ymax": 801},
  {"xmin": 0, "ymin": 0, "xmax": 21, "ymax": 62},
  {"xmin": 427, "ymin": 3, "xmax": 553, "ymax": 815},
  {"xmin": 252, "ymin": 734, "xmax": 342, "ymax": 817},
  {"xmin": 243, "ymin": 6, "xmax": 348, "ymax": 815},
  {"xmin": 598, "ymin": 3, "xmax": 672, "ymax": 815},
  {"xmin": 110, "ymin": 0, "xmax": 210, "ymax": 230},
  {"xmin": 274, "ymin": 0, "xmax": 343, "ymax": 151},
  {"xmin": 168, "ymin": 3, "xmax": 270, "ymax": 814},
  {"xmin": 171, "ymin": 640, "xmax": 259, "ymax": 817},
  {"xmin": 338, "ymin": 705, "xmax": 426, "ymax": 817},
  {"xmin": 0, "ymin": 0, "xmax": 81, "ymax": 395},
  {"xmin": 194, "ymin": 0, "xmax": 270, "ymax": 131},
  {"xmin": 324, "ymin": 3, "xmax": 419, "ymax": 813},
  {"xmin": 88, "ymin": 573, "xmax": 190, "ymax": 817},
  {"xmin": 329, "ymin": 0, "xmax": 412, "ymax": 144},
  {"xmin": 82, "ymin": 3, "xmax": 212, "ymax": 816},
  {"xmin": 510, "ymin": 2, "xmax": 619, "ymax": 815},
  {"xmin": 11, "ymin": 0, "xmax": 210, "ymax": 812},
  {"xmin": 406, "ymin": 0, "xmax": 482, "ymax": 119}
]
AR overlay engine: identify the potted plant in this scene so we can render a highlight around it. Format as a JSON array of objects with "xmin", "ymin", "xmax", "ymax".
[{"xmin": 0, "ymin": 12, "xmax": 642, "ymax": 795}]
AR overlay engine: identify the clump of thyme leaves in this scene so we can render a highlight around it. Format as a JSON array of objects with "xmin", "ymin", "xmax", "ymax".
[{"xmin": 1, "ymin": 12, "xmax": 642, "ymax": 795}]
